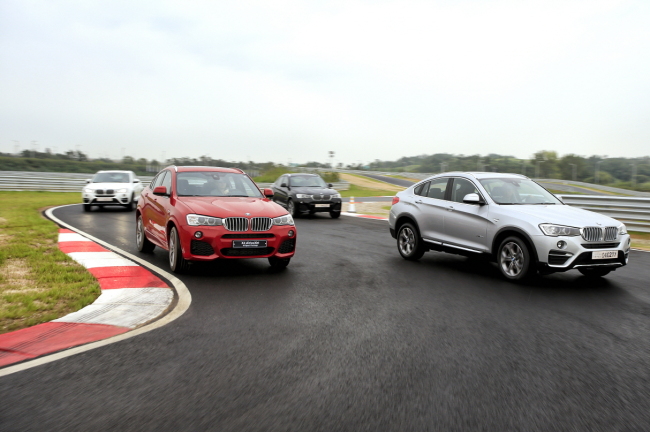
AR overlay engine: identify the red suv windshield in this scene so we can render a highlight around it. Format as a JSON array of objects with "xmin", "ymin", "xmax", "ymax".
[{"xmin": 176, "ymin": 172, "xmax": 262, "ymax": 198}]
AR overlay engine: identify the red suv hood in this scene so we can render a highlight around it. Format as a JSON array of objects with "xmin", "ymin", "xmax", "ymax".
[{"xmin": 177, "ymin": 197, "xmax": 288, "ymax": 218}]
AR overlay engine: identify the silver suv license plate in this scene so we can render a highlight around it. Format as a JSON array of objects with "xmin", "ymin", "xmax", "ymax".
[
  {"xmin": 233, "ymin": 240, "xmax": 267, "ymax": 248},
  {"xmin": 592, "ymin": 250, "xmax": 618, "ymax": 259}
]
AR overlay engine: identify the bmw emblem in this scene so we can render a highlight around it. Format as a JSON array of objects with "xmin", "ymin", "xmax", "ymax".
[{"xmin": 245, "ymin": 213, "xmax": 251, "ymax": 216}]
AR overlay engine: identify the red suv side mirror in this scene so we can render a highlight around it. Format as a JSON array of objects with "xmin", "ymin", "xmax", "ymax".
[
  {"xmin": 153, "ymin": 186, "xmax": 169, "ymax": 196},
  {"xmin": 263, "ymin": 188, "xmax": 274, "ymax": 198}
]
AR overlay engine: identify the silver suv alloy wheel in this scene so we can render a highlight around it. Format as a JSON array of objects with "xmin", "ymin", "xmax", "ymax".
[
  {"xmin": 500, "ymin": 241, "xmax": 524, "ymax": 277},
  {"xmin": 399, "ymin": 226, "xmax": 416, "ymax": 256}
]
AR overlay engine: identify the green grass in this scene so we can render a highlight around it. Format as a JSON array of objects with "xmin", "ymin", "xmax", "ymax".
[
  {"xmin": 0, "ymin": 192, "xmax": 101, "ymax": 334},
  {"xmin": 339, "ymin": 184, "xmax": 397, "ymax": 198}
]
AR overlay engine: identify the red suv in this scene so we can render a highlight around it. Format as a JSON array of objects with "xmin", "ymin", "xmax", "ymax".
[{"xmin": 135, "ymin": 166, "xmax": 297, "ymax": 272}]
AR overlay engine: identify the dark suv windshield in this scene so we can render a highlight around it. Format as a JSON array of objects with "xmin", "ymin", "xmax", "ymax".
[
  {"xmin": 479, "ymin": 178, "xmax": 561, "ymax": 205},
  {"xmin": 289, "ymin": 175, "xmax": 327, "ymax": 187},
  {"xmin": 92, "ymin": 172, "xmax": 130, "ymax": 183},
  {"xmin": 176, "ymin": 172, "xmax": 262, "ymax": 198}
]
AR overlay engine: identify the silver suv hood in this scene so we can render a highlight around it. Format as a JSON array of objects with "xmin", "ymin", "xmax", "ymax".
[{"xmin": 503, "ymin": 204, "xmax": 619, "ymax": 228}]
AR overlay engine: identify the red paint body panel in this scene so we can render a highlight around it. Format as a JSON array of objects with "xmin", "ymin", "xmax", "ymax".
[{"xmin": 0, "ymin": 322, "xmax": 128, "ymax": 367}]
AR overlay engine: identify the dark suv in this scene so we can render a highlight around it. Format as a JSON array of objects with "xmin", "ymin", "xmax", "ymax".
[{"xmin": 271, "ymin": 173, "xmax": 343, "ymax": 218}]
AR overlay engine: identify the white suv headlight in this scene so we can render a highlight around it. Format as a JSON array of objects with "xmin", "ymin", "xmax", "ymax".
[
  {"xmin": 186, "ymin": 214, "xmax": 222, "ymax": 226},
  {"xmin": 539, "ymin": 224, "xmax": 581, "ymax": 237},
  {"xmin": 272, "ymin": 214, "xmax": 295, "ymax": 226},
  {"xmin": 83, "ymin": 188, "xmax": 93, "ymax": 193},
  {"xmin": 618, "ymin": 224, "xmax": 627, "ymax": 235},
  {"xmin": 116, "ymin": 188, "xmax": 128, "ymax": 193},
  {"xmin": 296, "ymin": 194, "xmax": 311, "ymax": 199}
]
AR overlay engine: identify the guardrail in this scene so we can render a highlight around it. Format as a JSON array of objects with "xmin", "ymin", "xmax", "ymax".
[
  {"xmin": 0, "ymin": 171, "xmax": 350, "ymax": 192},
  {"xmin": 557, "ymin": 195, "xmax": 650, "ymax": 233}
]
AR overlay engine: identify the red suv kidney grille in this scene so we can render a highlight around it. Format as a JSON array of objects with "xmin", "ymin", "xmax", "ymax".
[{"xmin": 224, "ymin": 217, "xmax": 248, "ymax": 232}]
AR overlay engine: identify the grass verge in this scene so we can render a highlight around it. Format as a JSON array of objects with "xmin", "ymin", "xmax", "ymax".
[
  {"xmin": 0, "ymin": 192, "xmax": 101, "ymax": 334},
  {"xmin": 340, "ymin": 184, "xmax": 398, "ymax": 198},
  {"xmin": 630, "ymin": 231, "xmax": 650, "ymax": 251}
]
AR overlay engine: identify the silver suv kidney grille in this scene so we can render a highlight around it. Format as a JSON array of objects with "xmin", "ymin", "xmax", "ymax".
[
  {"xmin": 582, "ymin": 226, "xmax": 617, "ymax": 242},
  {"xmin": 250, "ymin": 217, "xmax": 272, "ymax": 231},
  {"xmin": 604, "ymin": 227, "xmax": 617, "ymax": 241},
  {"xmin": 224, "ymin": 217, "xmax": 248, "ymax": 232}
]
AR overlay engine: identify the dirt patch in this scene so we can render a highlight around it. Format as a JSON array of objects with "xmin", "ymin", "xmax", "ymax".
[
  {"xmin": 344, "ymin": 202, "xmax": 390, "ymax": 217},
  {"xmin": 0, "ymin": 258, "xmax": 44, "ymax": 294},
  {"xmin": 0, "ymin": 217, "xmax": 7, "ymax": 224},
  {"xmin": 0, "ymin": 233, "xmax": 11, "ymax": 247},
  {"xmin": 340, "ymin": 173, "xmax": 405, "ymax": 192}
]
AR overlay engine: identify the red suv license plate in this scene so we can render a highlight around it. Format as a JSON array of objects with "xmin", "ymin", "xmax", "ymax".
[{"xmin": 233, "ymin": 240, "xmax": 267, "ymax": 248}]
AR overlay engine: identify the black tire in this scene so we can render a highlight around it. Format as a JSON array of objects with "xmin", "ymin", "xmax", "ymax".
[
  {"xmin": 125, "ymin": 194, "xmax": 135, "ymax": 211},
  {"xmin": 578, "ymin": 268, "xmax": 611, "ymax": 278},
  {"xmin": 330, "ymin": 210, "xmax": 341, "ymax": 219},
  {"xmin": 168, "ymin": 226, "xmax": 189, "ymax": 273},
  {"xmin": 287, "ymin": 199, "xmax": 299, "ymax": 218},
  {"xmin": 136, "ymin": 214, "xmax": 155, "ymax": 253},
  {"xmin": 497, "ymin": 236, "xmax": 532, "ymax": 281},
  {"xmin": 397, "ymin": 222, "xmax": 426, "ymax": 261},
  {"xmin": 83, "ymin": 204, "xmax": 92, "ymax": 212},
  {"xmin": 269, "ymin": 257, "xmax": 290, "ymax": 270}
]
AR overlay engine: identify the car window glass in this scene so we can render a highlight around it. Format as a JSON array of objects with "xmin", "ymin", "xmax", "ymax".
[
  {"xmin": 176, "ymin": 172, "xmax": 262, "ymax": 198},
  {"xmin": 160, "ymin": 171, "xmax": 172, "ymax": 192},
  {"xmin": 479, "ymin": 178, "xmax": 561, "ymax": 205},
  {"xmin": 289, "ymin": 175, "xmax": 327, "ymax": 187},
  {"xmin": 426, "ymin": 178, "xmax": 448, "ymax": 200},
  {"xmin": 451, "ymin": 178, "xmax": 479, "ymax": 203},
  {"xmin": 280, "ymin": 175, "xmax": 287, "ymax": 186},
  {"xmin": 414, "ymin": 182, "xmax": 428, "ymax": 196},
  {"xmin": 92, "ymin": 172, "xmax": 130, "ymax": 183},
  {"xmin": 150, "ymin": 173, "xmax": 163, "ymax": 189}
]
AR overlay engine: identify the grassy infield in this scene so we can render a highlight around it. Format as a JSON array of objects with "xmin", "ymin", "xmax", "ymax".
[
  {"xmin": 0, "ymin": 192, "xmax": 100, "ymax": 334},
  {"xmin": 0, "ymin": 181, "xmax": 648, "ymax": 335}
]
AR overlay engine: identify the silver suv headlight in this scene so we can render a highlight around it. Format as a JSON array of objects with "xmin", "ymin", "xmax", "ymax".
[
  {"xmin": 272, "ymin": 214, "xmax": 295, "ymax": 226},
  {"xmin": 618, "ymin": 224, "xmax": 627, "ymax": 235},
  {"xmin": 296, "ymin": 194, "xmax": 311, "ymax": 199},
  {"xmin": 186, "ymin": 214, "xmax": 223, "ymax": 226},
  {"xmin": 539, "ymin": 224, "xmax": 581, "ymax": 237}
]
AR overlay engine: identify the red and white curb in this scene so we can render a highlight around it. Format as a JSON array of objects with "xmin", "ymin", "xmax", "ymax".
[{"xmin": 0, "ymin": 204, "xmax": 191, "ymax": 376}]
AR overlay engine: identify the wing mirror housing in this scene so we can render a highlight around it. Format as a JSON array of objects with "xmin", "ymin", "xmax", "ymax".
[
  {"xmin": 328, "ymin": 183, "xmax": 333, "ymax": 188},
  {"xmin": 463, "ymin": 193, "xmax": 485, "ymax": 205},
  {"xmin": 280, "ymin": 182, "xmax": 287, "ymax": 188},
  {"xmin": 153, "ymin": 186, "xmax": 169, "ymax": 196},
  {"xmin": 85, "ymin": 179, "xmax": 91, "ymax": 184},
  {"xmin": 263, "ymin": 188, "xmax": 274, "ymax": 198},
  {"xmin": 133, "ymin": 178, "xmax": 141, "ymax": 183}
]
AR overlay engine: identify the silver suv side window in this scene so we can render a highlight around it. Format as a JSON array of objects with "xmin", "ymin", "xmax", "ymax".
[
  {"xmin": 450, "ymin": 178, "xmax": 479, "ymax": 203},
  {"xmin": 414, "ymin": 182, "xmax": 428, "ymax": 196},
  {"xmin": 426, "ymin": 178, "xmax": 449, "ymax": 200}
]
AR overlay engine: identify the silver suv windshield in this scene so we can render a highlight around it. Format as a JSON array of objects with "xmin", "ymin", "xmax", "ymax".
[
  {"xmin": 479, "ymin": 178, "xmax": 561, "ymax": 205},
  {"xmin": 92, "ymin": 172, "xmax": 130, "ymax": 183},
  {"xmin": 176, "ymin": 172, "xmax": 262, "ymax": 198}
]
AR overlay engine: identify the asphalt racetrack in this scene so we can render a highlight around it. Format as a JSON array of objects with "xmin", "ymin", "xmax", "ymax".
[{"xmin": 2, "ymin": 205, "xmax": 650, "ymax": 431}]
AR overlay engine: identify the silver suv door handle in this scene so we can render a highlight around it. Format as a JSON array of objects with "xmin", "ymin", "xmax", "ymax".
[
  {"xmin": 448, "ymin": 206, "xmax": 454, "ymax": 211},
  {"xmin": 415, "ymin": 199, "xmax": 423, "ymax": 204}
]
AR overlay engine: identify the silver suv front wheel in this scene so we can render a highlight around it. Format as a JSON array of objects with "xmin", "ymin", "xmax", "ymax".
[{"xmin": 498, "ymin": 236, "xmax": 531, "ymax": 280}]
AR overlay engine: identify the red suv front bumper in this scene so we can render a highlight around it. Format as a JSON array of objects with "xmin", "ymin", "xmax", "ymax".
[{"xmin": 176, "ymin": 224, "xmax": 297, "ymax": 261}]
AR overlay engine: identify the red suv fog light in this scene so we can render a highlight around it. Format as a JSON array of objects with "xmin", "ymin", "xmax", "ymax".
[
  {"xmin": 194, "ymin": 231, "xmax": 203, "ymax": 239},
  {"xmin": 288, "ymin": 230, "xmax": 295, "ymax": 237}
]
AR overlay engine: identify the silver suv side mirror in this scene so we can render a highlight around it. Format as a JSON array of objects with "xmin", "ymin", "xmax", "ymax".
[{"xmin": 463, "ymin": 193, "xmax": 485, "ymax": 205}]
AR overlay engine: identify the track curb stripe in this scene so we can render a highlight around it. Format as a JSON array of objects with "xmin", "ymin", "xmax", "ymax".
[{"xmin": 0, "ymin": 204, "xmax": 192, "ymax": 376}]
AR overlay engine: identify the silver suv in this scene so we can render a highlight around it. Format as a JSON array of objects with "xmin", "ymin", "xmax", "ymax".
[{"xmin": 389, "ymin": 172, "xmax": 630, "ymax": 280}]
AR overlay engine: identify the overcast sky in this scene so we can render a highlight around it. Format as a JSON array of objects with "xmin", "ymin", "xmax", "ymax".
[{"xmin": 1, "ymin": 0, "xmax": 649, "ymax": 165}]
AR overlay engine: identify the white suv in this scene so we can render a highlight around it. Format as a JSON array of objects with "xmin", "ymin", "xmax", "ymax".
[
  {"xmin": 82, "ymin": 170, "xmax": 144, "ymax": 212},
  {"xmin": 389, "ymin": 172, "xmax": 630, "ymax": 280}
]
